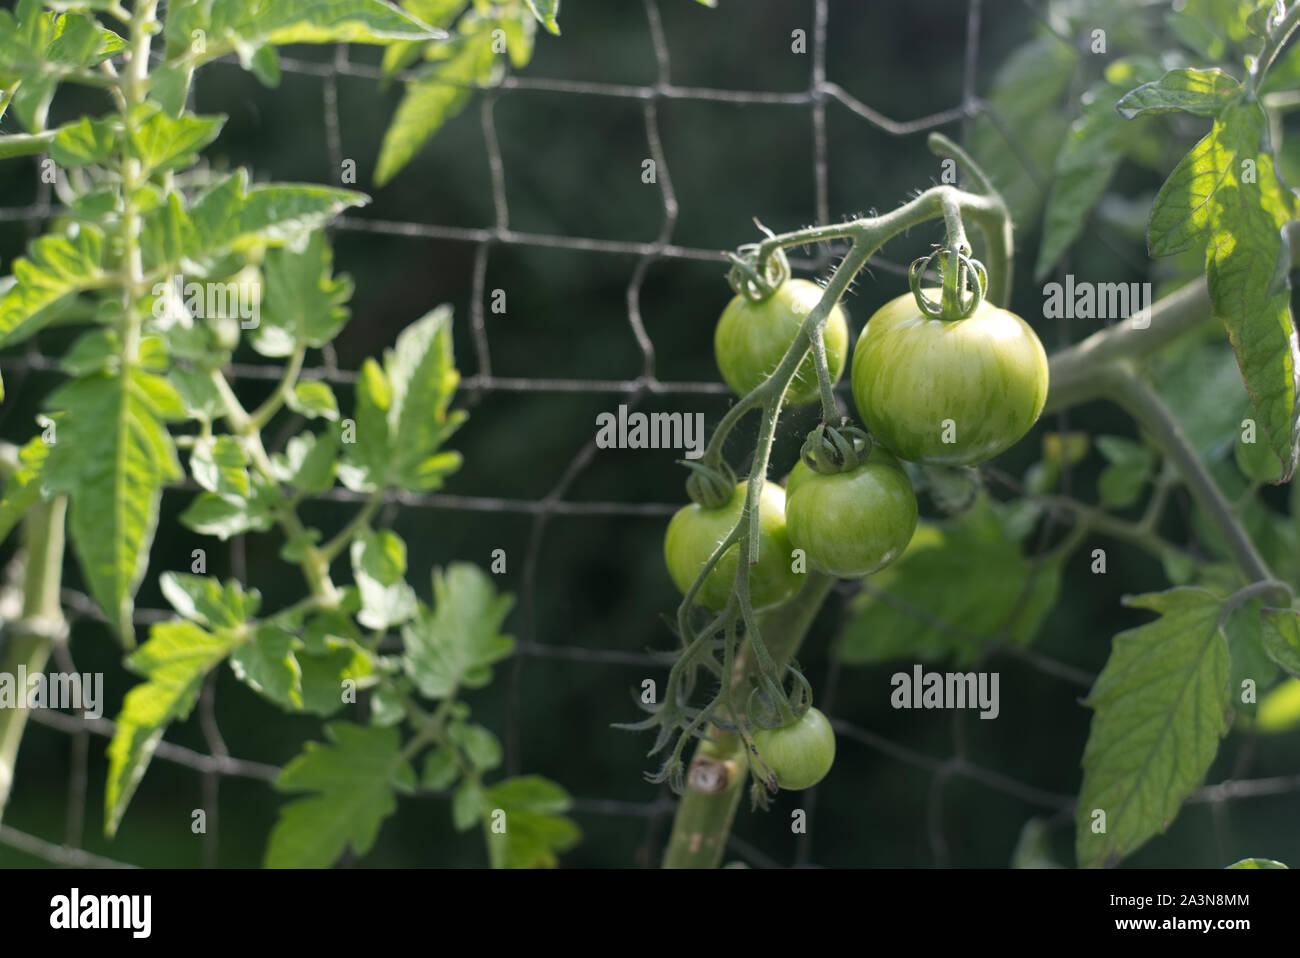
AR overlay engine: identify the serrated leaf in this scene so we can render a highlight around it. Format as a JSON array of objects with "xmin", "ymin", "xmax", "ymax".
[
  {"xmin": 44, "ymin": 370, "xmax": 183, "ymax": 640},
  {"xmin": 272, "ymin": 431, "xmax": 337, "ymax": 494},
  {"xmin": 1148, "ymin": 100, "xmax": 1299, "ymax": 481},
  {"xmin": 523, "ymin": 0, "xmax": 559, "ymax": 35},
  {"xmin": 351, "ymin": 529, "xmax": 419, "ymax": 630},
  {"xmin": 249, "ymin": 232, "xmax": 353, "ymax": 357},
  {"xmin": 0, "ymin": 436, "xmax": 49, "ymax": 544},
  {"xmin": 167, "ymin": 0, "xmax": 444, "ymax": 71},
  {"xmin": 266, "ymin": 722, "xmax": 414, "ymax": 867},
  {"xmin": 179, "ymin": 486, "xmax": 277, "ymax": 540},
  {"xmin": 1035, "ymin": 63, "xmax": 1163, "ymax": 280},
  {"xmin": 0, "ymin": 227, "xmax": 106, "ymax": 347},
  {"xmin": 190, "ymin": 435, "xmax": 251, "ymax": 498},
  {"xmin": 483, "ymin": 775, "xmax": 579, "ymax": 868},
  {"xmin": 339, "ymin": 307, "xmax": 464, "ymax": 493},
  {"xmin": 287, "ymin": 380, "xmax": 339, "ymax": 420},
  {"xmin": 50, "ymin": 115, "xmax": 119, "ymax": 168},
  {"xmin": 451, "ymin": 780, "xmax": 484, "ymax": 831},
  {"xmin": 127, "ymin": 106, "xmax": 224, "ymax": 176},
  {"xmin": 1076, "ymin": 588, "xmax": 1230, "ymax": 868},
  {"xmin": 159, "ymin": 572, "xmax": 258, "ymax": 630},
  {"xmin": 421, "ymin": 746, "xmax": 460, "ymax": 789},
  {"xmin": 375, "ymin": 21, "xmax": 499, "ymax": 184},
  {"xmin": 297, "ymin": 641, "xmax": 373, "ymax": 715},
  {"xmin": 105, "ymin": 621, "xmax": 243, "ymax": 835},
  {"xmin": 1116, "ymin": 68, "xmax": 1241, "ymax": 119},
  {"xmin": 229, "ymin": 625, "xmax": 303, "ymax": 709},
  {"xmin": 446, "ymin": 721, "xmax": 502, "ymax": 772},
  {"xmin": 1260, "ymin": 607, "xmax": 1300, "ymax": 677},
  {"xmin": 402, "ymin": 562, "xmax": 514, "ymax": 698},
  {"xmin": 385, "ymin": 306, "xmax": 465, "ymax": 491},
  {"xmin": 841, "ymin": 500, "xmax": 1061, "ymax": 665}
]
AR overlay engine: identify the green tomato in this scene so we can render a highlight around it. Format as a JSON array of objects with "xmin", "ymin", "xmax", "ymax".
[
  {"xmin": 785, "ymin": 445, "xmax": 917, "ymax": 577},
  {"xmin": 851, "ymin": 291, "xmax": 1049, "ymax": 466},
  {"xmin": 752, "ymin": 707, "xmax": 836, "ymax": 790},
  {"xmin": 715, "ymin": 278, "xmax": 849, "ymax": 406},
  {"xmin": 664, "ymin": 480, "xmax": 801, "ymax": 611}
]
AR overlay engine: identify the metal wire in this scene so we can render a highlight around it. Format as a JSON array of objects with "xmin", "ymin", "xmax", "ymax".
[{"xmin": 0, "ymin": 0, "xmax": 1291, "ymax": 870}]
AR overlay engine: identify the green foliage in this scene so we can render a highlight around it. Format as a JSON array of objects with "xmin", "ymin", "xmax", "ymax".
[
  {"xmin": 0, "ymin": 0, "xmax": 577, "ymax": 869},
  {"xmin": 840, "ymin": 498, "xmax": 1060, "ymax": 665},
  {"xmin": 1077, "ymin": 589, "xmax": 1231, "ymax": 868}
]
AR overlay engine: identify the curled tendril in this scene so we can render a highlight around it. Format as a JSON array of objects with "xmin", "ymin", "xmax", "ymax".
[
  {"xmin": 800, "ymin": 422, "xmax": 873, "ymax": 475},
  {"xmin": 908, "ymin": 246, "xmax": 988, "ymax": 320},
  {"xmin": 727, "ymin": 243, "xmax": 790, "ymax": 303},
  {"xmin": 745, "ymin": 663, "xmax": 816, "ymax": 730},
  {"xmin": 683, "ymin": 458, "xmax": 737, "ymax": 509}
]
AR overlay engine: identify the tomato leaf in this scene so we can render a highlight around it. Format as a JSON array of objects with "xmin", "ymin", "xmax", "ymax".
[
  {"xmin": 1260, "ymin": 607, "xmax": 1300, "ymax": 678},
  {"xmin": 523, "ymin": 0, "xmax": 560, "ymax": 36},
  {"xmin": 1076, "ymin": 588, "xmax": 1230, "ymax": 868},
  {"xmin": 105, "ymin": 621, "xmax": 244, "ymax": 835},
  {"xmin": 0, "ymin": 227, "xmax": 106, "ymax": 347},
  {"xmin": 265, "ymin": 722, "xmax": 414, "ymax": 867},
  {"xmin": 159, "ymin": 573, "xmax": 259, "ymax": 630},
  {"xmin": 249, "ymin": 232, "xmax": 354, "ymax": 357},
  {"xmin": 402, "ymin": 563, "xmax": 514, "ymax": 699},
  {"xmin": 1115, "ymin": 67, "xmax": 1241, "ymax": 119},
  {"xmin": 44, "ymin": 370, "xmax": 184, "ymax": 641},
  {"xmin": 840, "ymin": 499, "xmax": 1060, "ymax": 665},
  {"xmin": 0, "ymin": 436, "xmax": 50, "ymax": 545},
  {"xmin": 164, "ymin": 0, "xmax": 443, "ymax": 69},
  {"xmin": 229, "ymin": 625, "xmax": 304, "ymax": 710},
  {"xmin": 351, "ymin": 529, "xmax": 419, "ymax": 630},
  {"xmin": 483, "ymin": 775, "xmax": 581, "ymax": 869},
  {"xmin": 1145, "ymin": 100, "xmax": 1299, "ymax": 481}
]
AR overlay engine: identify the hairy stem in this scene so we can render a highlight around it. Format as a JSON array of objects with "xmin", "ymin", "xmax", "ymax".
[
  {"xmin": 662, "ymin": 572, "xmax": 835, "ymax": 869},
  {"xmin": 0, "ymin": 496, "xmax": 68, "ymax": 823}
]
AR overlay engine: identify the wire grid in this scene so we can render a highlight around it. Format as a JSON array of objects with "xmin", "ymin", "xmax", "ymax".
[{"xmin": 0, "ymin": 0, "xmax": 1297, "ymax": 870}]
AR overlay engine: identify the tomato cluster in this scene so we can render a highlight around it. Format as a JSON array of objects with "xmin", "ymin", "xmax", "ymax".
[{"xmin": 662, "ymin": 271, "xmax": 1048, "ymax": 793}]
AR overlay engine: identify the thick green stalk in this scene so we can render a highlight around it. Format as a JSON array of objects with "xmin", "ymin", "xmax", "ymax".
[
  {"xmin": 0, "ymin": 496, "xmax": 68, "ymax": 822},
  {"xmin": 663, "ymin": 572, "xmax": 835, "ymax": 868}
]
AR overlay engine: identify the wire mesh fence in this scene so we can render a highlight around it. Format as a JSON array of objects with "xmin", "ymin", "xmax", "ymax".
[{"xmin": 0, "ymin": 0, "xmax": 1297, "ymax": 869}]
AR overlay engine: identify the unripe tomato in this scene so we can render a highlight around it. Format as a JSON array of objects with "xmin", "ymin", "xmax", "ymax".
[
  {"xmin": 752, "ymin": 707, "xmax": 836, "ymax": 790},
  {"xmin": 715, "ymin": 278, "xmax": 849, "ymax": 406},
  {"xmin": 851, "ymin": 291, "xmax": 1048, "ymax": 466},
  {"xmin": 785, "ymin": 445, "xmax": 917, "ymax": 577},
  {"xmin": 664, "ymin": 480, "xmax": 801, "ymax": 611}
]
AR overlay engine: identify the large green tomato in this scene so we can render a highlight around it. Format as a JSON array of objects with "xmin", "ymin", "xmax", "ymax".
[
  {"xmin": 851, "ymin": 291, "xmax": 1048, "ymax": 466},
  {"xmin": 752, "ymin": 707, "xmax": 836, "ymax": 790},
  {"xmin": 664, "ymin": 480, "xmax": 801, "ymax": 611},
  {"xmin": 715, "ymin": 278, "xmax": 849, "ymax": 406},
  {"xmin": 785, "ymin": 445, "xmax": 917, "ymax": 577}
]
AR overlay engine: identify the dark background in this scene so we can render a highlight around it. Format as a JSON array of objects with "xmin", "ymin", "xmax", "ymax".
[{"xmin": 1, "ymin": 0, "xmax": 1298, "ymax": 868}]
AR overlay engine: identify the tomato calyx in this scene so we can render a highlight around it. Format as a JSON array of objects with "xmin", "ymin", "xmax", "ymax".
[
  {"xmin": 800, "ymin": 421, "xmax": 873, "ymax": 475},
  {"xmin": 745, "ymin": 663, "xmax": 814, "ymax": 731},
  {"xmin": 682, "ymin": 458, "xmax": 737, "ymax": 509},
  {"xmin": 726, "ymin": 232, "xmax": 790, "ymax": 303},
  {"xmin": 909, "ymin": 245, "xmax": 988, "ymax": 321}
]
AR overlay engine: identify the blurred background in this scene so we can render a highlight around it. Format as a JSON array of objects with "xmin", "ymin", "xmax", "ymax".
[{"xmin": 1, "ymin": 0, "xmax": 1298, "ymax": 868}]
